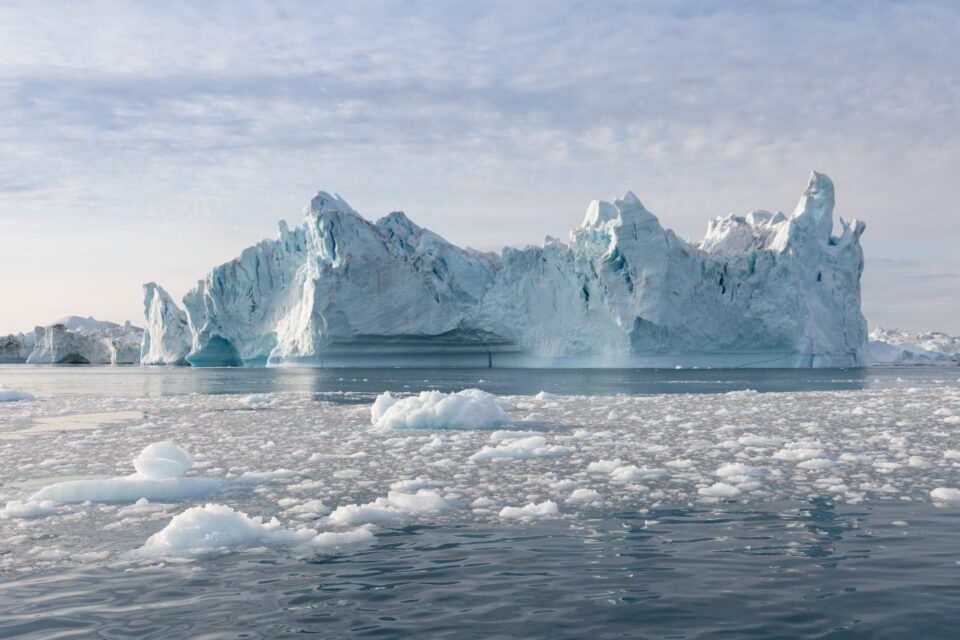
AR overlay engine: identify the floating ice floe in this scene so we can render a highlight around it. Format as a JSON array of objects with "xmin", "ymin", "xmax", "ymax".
[
  {"xmin": 499, "ymin": 500, "xmax": 559, "ymax": 520},
  {"xmin": 0, "ymin": 385, "xmax": 35, "ymax": 402},
  {"xmin": 239, "ymin": 394, "xmax": 280, "ymax": 408},
  {"xmin": 930, "ymin": 487, "xmax": 960, "ymax": 506},
  {"xmin": 30, "ymin": 441, "xmax": 220, "ymax": 504},
  {"xmin": 0, "ymin": 499, "xmax": 57, "ymax": 519},
  {"xmin": 135, "ymin": 503, "xmax": 375, "ymax": 557},
  {"xmin": 327, "ymin": 489, "xmax": 451, "ymax": 526},
  {"xmin": 469, "ymin": 434, "xmax": 573, "ymax": 461},
  {"xmin": 370, "ymin": 389, "xmax": 510, "ymax": 430}
]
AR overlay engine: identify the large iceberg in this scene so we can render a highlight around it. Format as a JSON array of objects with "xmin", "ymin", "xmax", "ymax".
[{"xmin": 142, "ymin": 172, "xmax": 868, "ymax": 368}]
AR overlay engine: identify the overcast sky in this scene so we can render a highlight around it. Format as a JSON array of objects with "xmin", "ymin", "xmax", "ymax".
[{"xmin": 1, "ymin": 0, "xmax": 958, "ymax": 334}]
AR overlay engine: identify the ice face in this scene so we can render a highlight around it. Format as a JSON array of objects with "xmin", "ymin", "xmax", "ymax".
[{"xmin": 142, "ymin": 172, "xmax": 868, "ymax": 368}]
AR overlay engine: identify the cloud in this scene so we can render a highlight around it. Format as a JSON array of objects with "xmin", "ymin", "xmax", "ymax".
[{"xmin": 0, "ymin": 1, "xmax": 958, "ymax": 332}]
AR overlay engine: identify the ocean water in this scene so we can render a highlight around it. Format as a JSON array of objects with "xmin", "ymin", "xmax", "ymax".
[{"xmin": 1, "ymin": 365, "xmax": 960, "ymax": 639}]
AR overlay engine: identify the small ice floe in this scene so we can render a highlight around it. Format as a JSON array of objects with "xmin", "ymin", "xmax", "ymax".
[
  {"xmin": 498, "ymin": 500, "xmax": 558, "ymax": 520},
  {"xmin": 698, "ymin": 482, "xmax": 742, "ymax": 499},
  {"xmin": 725, "ymin": 389, "xmax": 759, "ymax": 397},
  {"xmin": 239, "ymin": 394, "xmax": 279, "ymax": 409},
  {"xmin": 30, "ymin": 441, "xmax": 220, "ymax": 504},
  {"xmin": 134, "ymin": 503, "xmax": 374, "ymax": 557},
  {"xmin": 0, "ymin": 499, "xmax": 57, "ymax": 519},
  {"xmin": 930, "ymin": 487, "xmax": 960, "ymax": 506},
  {"xmin": 566, "ymin": 488, "xmax": 602, "ymax": 504},
  {"xmin": 0, "ymin": 385, "xmax": 35, "ymax": 402},
  {"xmin": 326, "ymin": 489, "xmax": 451, "ymax": 527},
  {"xmin": 370, "ymin": 389, "xmax": 510, "ymax": 430},
  {"xmin": 534, "ymin": 391, "xmax": 559, "ymax": 401},
  {"xmin": 469, "ymin": 434, "xmax": 572, "ymax": 461}
]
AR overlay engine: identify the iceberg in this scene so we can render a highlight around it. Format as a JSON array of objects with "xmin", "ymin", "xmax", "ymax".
[
  {"xmin": 869, "ymin": 328, "xmax": 960, "ymax": 365},
  {"xmin": 143, "ymin": 172, "xmax": 868, "ymax": 368},
  {"xmin": 26, "ymin": 321, "xmax": 142, "ymax": 364},
  {"xmin": 0, "ymin": 333, "xmax": 32, "ymax": 363},
  {"xmin": 140, "ymin": 283, "xmax": 192, "ymax": 365}
]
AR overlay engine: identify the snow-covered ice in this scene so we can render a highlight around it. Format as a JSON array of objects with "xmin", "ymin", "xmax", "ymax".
[{"xmin": 142, "ymin": 172, "xmax": 869, "ymax": 368}]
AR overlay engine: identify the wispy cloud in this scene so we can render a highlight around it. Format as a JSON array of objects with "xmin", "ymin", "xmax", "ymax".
[{"xmin": 0, "ymin": 1, "xmax": 958, "ymax": 332}]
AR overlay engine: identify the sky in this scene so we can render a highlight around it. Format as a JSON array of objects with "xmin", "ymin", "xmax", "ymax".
[{"xmin": 1, "ymin": 0, "xmax": 958, "ymax": 334}]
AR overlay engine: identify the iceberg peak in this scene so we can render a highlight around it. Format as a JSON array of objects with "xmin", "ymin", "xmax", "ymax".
[
  {"xmin": 792, "ymin": 170, "xmax": 835, "ymax": 240},
  {"xmin": 613, "ymin": 191, "xmax": 659, "ymax": 225},
  {"xmin": 305, "ymin": 191, "xmax": 356, "ymax": 218}
]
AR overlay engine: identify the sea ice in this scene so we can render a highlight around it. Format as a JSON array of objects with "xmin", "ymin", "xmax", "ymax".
[{"xmin": 4, "ymin": 378, "xmax": 960, "ymax": 573}]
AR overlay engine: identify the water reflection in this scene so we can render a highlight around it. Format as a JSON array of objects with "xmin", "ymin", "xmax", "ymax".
[{"xmin": 7, "ymin": 364, "xmax": 952, "ymax": 400}]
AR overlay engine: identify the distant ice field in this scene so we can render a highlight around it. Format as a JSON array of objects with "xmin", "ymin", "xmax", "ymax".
[{"xmin": 1, "ymin": 365, "xmax": 960, "ymax": 638}]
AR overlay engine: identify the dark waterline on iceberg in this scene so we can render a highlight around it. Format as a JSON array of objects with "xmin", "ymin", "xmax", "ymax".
[{"xmin": 5, "ymin": 364, "xmax": 958, "ymax": 400}]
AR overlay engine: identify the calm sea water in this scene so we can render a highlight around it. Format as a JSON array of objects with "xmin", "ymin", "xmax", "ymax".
[
  {"xmin": 2, "ymin": 365, "xmax": 960, "ymax": 639},
  {"xmin": 4, "ymin": 363, "xmax": 956, "ymax": 398}
]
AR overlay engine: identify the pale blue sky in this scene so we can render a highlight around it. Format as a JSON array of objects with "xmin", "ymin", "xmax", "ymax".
[{"xmin": 1, "ymin": 1, "xmax": 958, "ymax": 334}]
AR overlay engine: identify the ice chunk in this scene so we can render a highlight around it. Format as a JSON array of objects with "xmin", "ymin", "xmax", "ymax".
[
  {"xmin": 31, "ymin": 441, "xmax": 217, "ymax": 503},
  {"xmin": 930, "ymin": 487, "xmax": 960, "ymax": 507},
  {"xmin": 326, "ymin": 488, "xmax": 450, "ymax": 527},
  {"xmin": 31, "ymin": 477, "xmax": 221, "ymax": 504},
  {"xmin": 371, "ymin": 389, "xmax": 510, "ymax": 430},
  {"xmin": 566, "ymin": 488, "xmax": 601, "ymax": 504},
  {"xmin": 698, "ymin": 482, "xmax": 742, "ymax": 498},
  {"xmin": 133, "ymin": 441, "xmax": 193, "ymax": 480},
  {"xmin": 469, "ymin": 435, "xmax": 572, "ymax": 461},
  {"xmin": 0, "ymin": 499, "xmax": 57, "ymax": 519},
  {"xmin": 136, "ymin": 503, "xmax": 314, "ymax": 556},
  {"xmin": 499, "ymin": 500, "xmax": 559, "ymax": 520}
]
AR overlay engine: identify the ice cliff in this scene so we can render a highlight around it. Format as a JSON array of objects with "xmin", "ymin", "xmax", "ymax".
[{"xmin": 142, "ymin": 172, "xmax": 869, "ymax": 368}]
